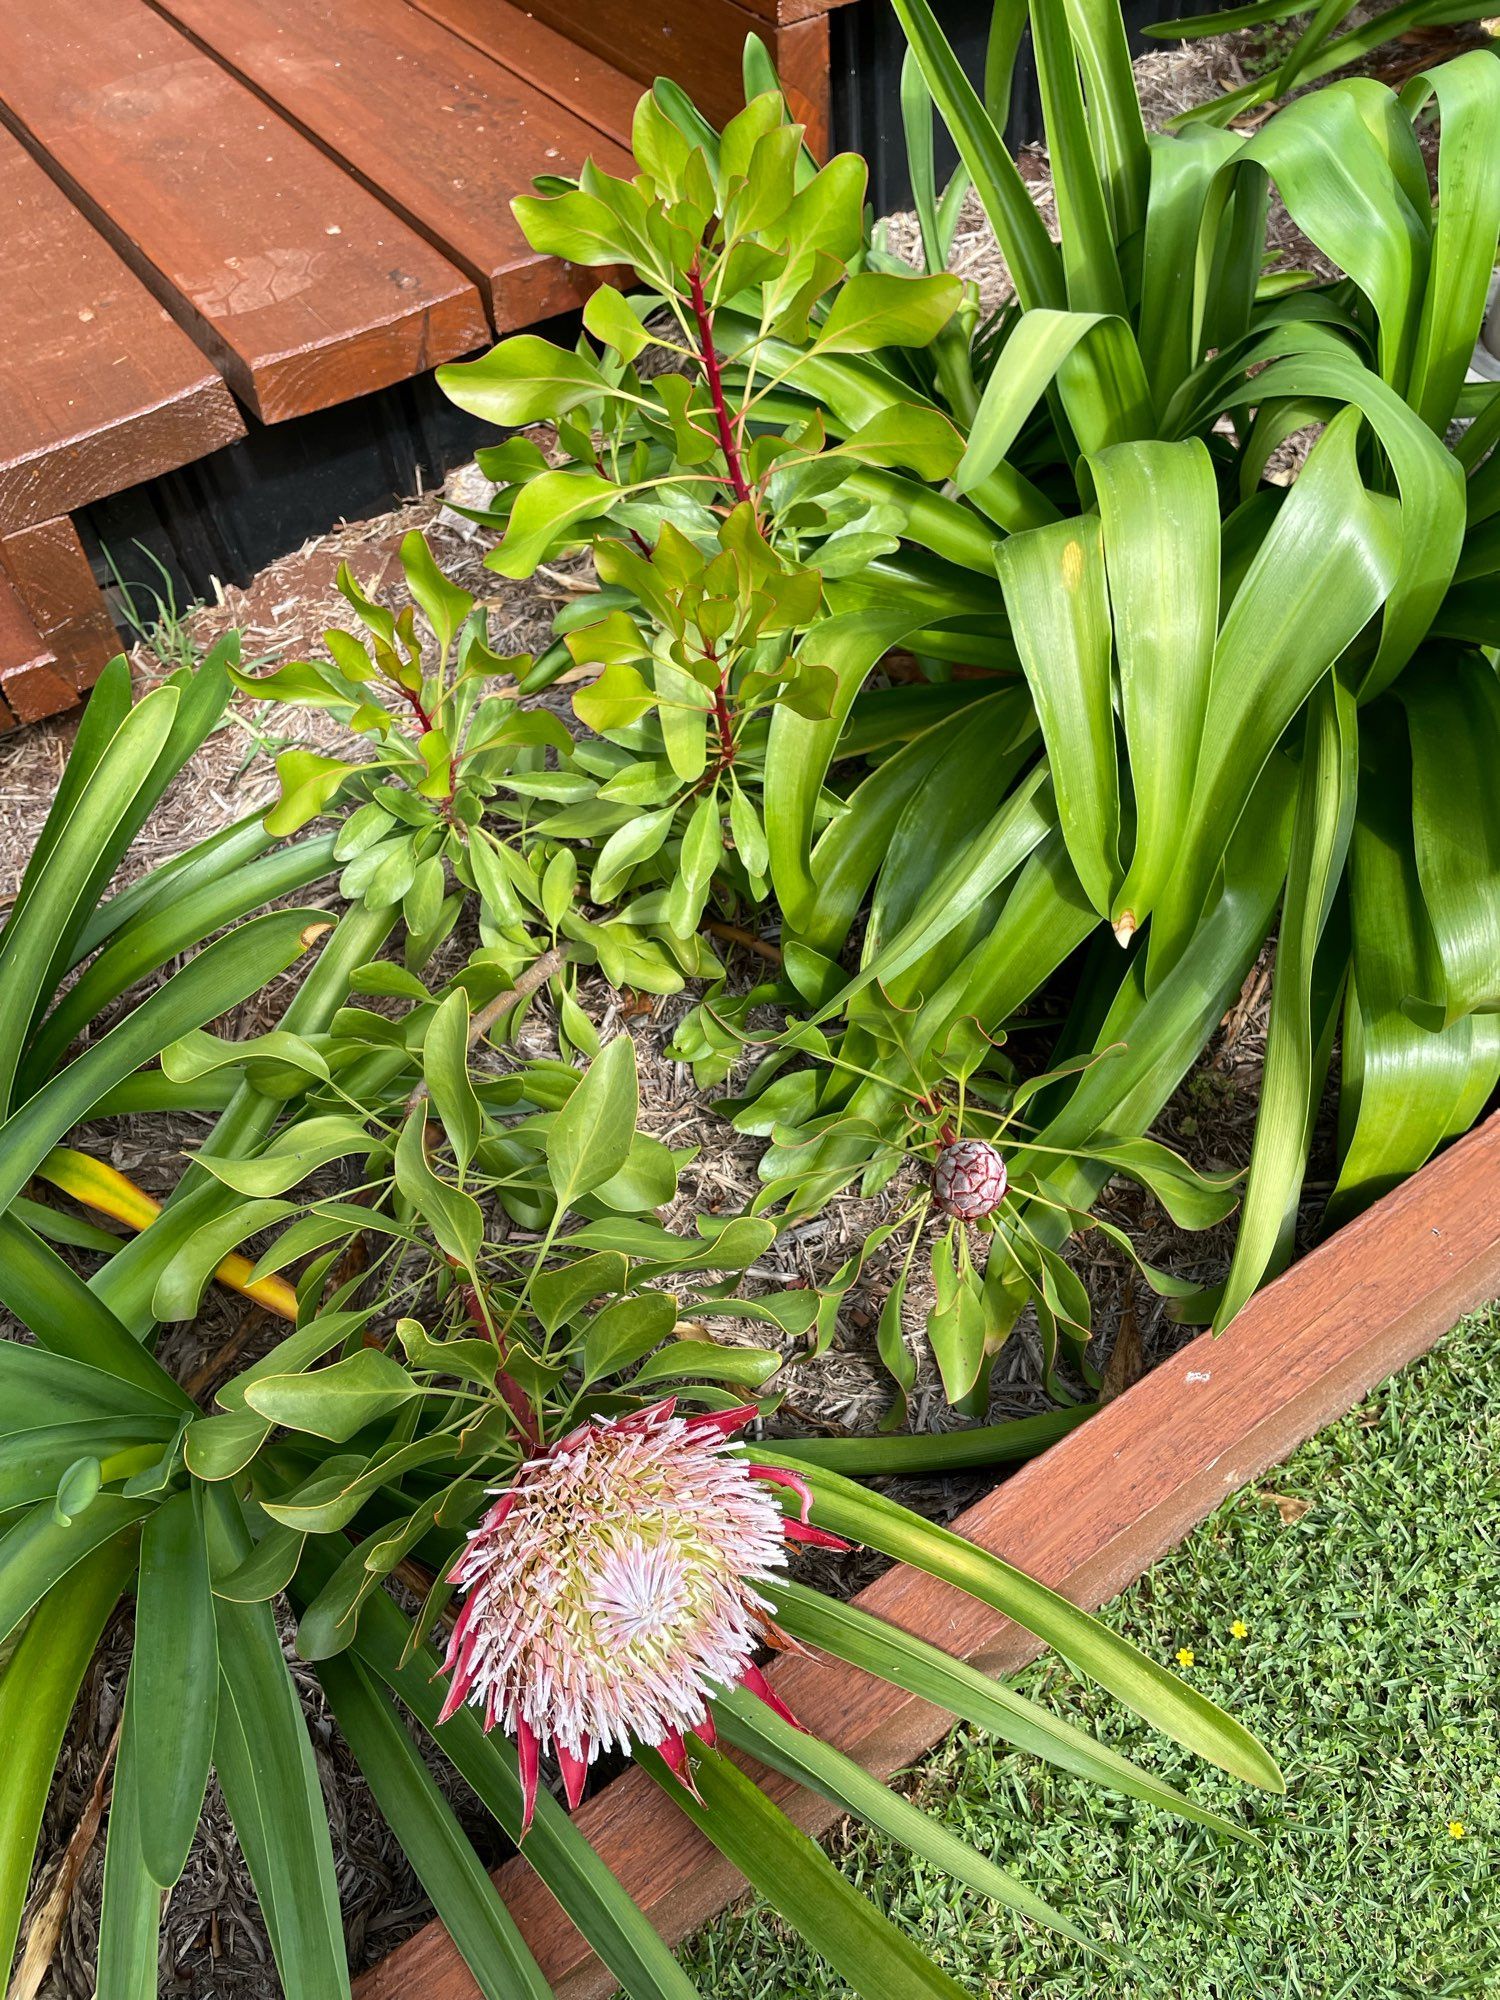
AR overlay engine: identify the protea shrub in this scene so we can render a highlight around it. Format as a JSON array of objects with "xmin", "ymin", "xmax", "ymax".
[{"xmin": 439, "ymin": 1399, "xmax": 844, "ymax": 1826}]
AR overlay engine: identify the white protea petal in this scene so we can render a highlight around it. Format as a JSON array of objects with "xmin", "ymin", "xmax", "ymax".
[{"xmin": 441, "ymin": 1403, "xmax": 788, "ymax": 1769}]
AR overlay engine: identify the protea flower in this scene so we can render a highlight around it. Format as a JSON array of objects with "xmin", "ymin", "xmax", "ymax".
[
  {"xmin": 438, "ymin": 1399, "xmax": 846, "ymax": 1830},
  {"xmin": 932, "ymin": 1134, "xmax": 1008, "ymax": 1219}
]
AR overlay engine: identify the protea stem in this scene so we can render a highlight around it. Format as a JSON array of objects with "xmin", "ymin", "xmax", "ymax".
[{"xmin": 686, "ymin": 259, "xmax": 754, "ymax": 511}]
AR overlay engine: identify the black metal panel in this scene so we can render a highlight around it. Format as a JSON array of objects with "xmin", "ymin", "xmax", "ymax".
[
  {"xmin": 832, "ymin": 0, "xmax": 1218, "ymax": 217},
  {"xmin": 78, "ymin": 364, "xmax": 494, "ymax": 622}
]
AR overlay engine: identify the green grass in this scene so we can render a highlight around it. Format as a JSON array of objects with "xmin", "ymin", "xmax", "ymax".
[{"xmin": 684, "ymin": 1306, "xmax": 1500, "ymax": 1998}]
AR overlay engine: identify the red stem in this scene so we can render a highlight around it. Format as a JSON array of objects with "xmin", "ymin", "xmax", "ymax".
[
  {"xmin": 704, "ymin": 643, "xmax": 735, "ymax": 770},
  {"xmin": 462, "ymin": 1277, "xmax": 540, "ymax": 1451},
  {"xmin": 397, "ymin": 681, "xmax": 436, "ymax": 735},
  {"xmin": 687, "ymin": 259, "xmax": 754, "ymax": 511}
]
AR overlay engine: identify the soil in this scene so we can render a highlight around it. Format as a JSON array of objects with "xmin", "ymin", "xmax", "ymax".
[{"xmin": 2, "ymin": 13, "xmax": 1473, "ymax": 1994}]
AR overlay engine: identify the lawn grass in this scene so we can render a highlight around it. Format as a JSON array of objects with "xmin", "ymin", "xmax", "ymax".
[{"xmin": 683, "ymin": 1305, "xmax": 1499, "ymax": 1998}]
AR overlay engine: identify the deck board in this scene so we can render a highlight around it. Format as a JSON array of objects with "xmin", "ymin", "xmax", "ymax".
[
  {"xmin": 148, "ymin": 0, "xmax": 637, "ymax": 327},
  {"xmin": 407, "ymin": 0, "xmax": 643, "ymax": 149},
  {"xmin": 0, "ymin": 0, "xmax": 488, "ymax": 423},
  {"xmin": 0, "ymin": 125, "xmax": 244, "ymax": 535}
]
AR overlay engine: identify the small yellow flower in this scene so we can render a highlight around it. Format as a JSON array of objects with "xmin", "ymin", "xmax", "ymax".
[
  {"xmin": 1176, "ymin": 1647, "xmax": 1195, "ymax": 1668},
  {"xmin": 1448, "ymin": 1820, "xmax": 1466, "ymax": 1840},
  {"xmin": 1230, "ymin": 1618, "xmax": 1250, "ymax": 1640}
]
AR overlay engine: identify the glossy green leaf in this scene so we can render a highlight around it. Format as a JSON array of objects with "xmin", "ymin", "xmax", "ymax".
[
  {"xmin": 317, "ymin": 1653, "xmax": 552, "ymax": 2000},
  {"xmin": 0, "ymin": 1536, "xmax": 135, "ymax": 1975},
  {"xmin": 133, "ymin": 1490, "xmax": 218, "ymax": 1886},
  {"xmin": 755, "ymin": 1457, "xmax": 1284, "ymax": 1791},
  {"xmin": 547, "ymin": 1034, "xmax": 640, "ymax": 1207},
  {"xmin": 243, "ymin": 1348, "xmax": 418, "ymax": 1442},
  {"xmin": 639, "ymin": 1739, "xmax": 972, "ymax": 2000}
]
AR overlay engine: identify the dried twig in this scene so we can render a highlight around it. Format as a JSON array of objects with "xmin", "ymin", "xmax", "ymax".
[
  {"xmin": 8, "ymin": 1723, "xmax": 122, "ymax": 2000},
  {"xmin": 703, "ymin": 920, "xmax": 783, "ymax": 966},
  {"xmin": 404, "ymin": 945, "xmax": 569, "ymax": 1119}
]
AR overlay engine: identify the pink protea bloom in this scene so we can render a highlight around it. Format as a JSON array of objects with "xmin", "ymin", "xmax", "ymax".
[
  {"xmin": 439, "ymin": 1399, "xmax": 846, "ymax": 1832},
  {"xmin": 932, "ymin": 1135, "xmax": 1008, "ymax": 1219}
]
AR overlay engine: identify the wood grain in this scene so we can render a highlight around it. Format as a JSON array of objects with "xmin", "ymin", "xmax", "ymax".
[
  {"xmin": 357, "ymin": 1106, "xmax": 1500, "ymax": 2000},
  {"xmin": 148, "ymin": 0, "xmax": 637, "ymax": 329},
  {"xmin": 506, "ymin": 0, "xmax": 833, "ymax": 156},
  {"xmin": 0, "ymin": 126, "xmax": 243, "ymax": 535},
  {"xmin": 0, "ymin": 564, "xmax": 75, "ymax": 727},
  {"xmin": 0, "ymin": 0, "xmax": 487, "ymax": 423},
  {"xmin": 0, "ymin": 517, "xmax": 122, "ymax": 696},
  {"xmin": 407, "ymin": 0, "xmax": 644, "ymax": 150}
]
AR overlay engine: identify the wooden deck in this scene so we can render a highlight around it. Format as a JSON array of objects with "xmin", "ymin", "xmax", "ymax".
[{"xmin": 0, "ymin": 0, "xmax": 846, "ymax": 728}]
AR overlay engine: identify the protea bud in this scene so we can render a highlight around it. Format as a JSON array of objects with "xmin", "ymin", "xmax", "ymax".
[
  {"xmin": 932, "ymin": 1136, "xmax": 1008, "ymax": 1219},
  {"xmin": 439, "ymin": 1399, "xmax": 845, "ymax": 1830}
]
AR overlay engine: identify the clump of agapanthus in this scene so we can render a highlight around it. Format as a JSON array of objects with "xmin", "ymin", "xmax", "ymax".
[{"xmin": 439, "ymin": 1399, "xmax": 845, "ymax": 1830}]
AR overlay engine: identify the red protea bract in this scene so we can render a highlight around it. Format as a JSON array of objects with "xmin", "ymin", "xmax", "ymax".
[
  {"xmin": 439, "ymin": 1399, "xmax": 845, "ymax": 1830},
  {"xmin": 932, "ymin": 1137, "xmax": 1008, "ymax": 1219}
]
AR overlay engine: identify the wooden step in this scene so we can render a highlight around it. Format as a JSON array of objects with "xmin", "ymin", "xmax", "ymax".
[
  {"xmin": 498, "ymin": 0, "xmax": 836, "ymax": 155},
  {"xmin": 1, "ymin": 517, "xmax": 122, "ymax": 707},
  {"xmin": 0, "ymin": 125, "xmax": 244, "ymax": 537},
  {"xmin": 407, "ymin": 0, "xmax": 643, "ymax": 149},
  {"xmin": 148, "ymin": 0, "xmax": 638, "ymax": 328},
  {"xmin": 0, "ymin": 563, "xmax": 73, "ymax": 729},
  {"xmin": 0, "ymin": 0, "xmax": 489, "ymax": 424}
]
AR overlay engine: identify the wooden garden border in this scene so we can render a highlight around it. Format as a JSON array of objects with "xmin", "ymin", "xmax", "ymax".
[{"xmin": 357, "ymin": 1106, "xmax": 1500, "ymax": 2000}]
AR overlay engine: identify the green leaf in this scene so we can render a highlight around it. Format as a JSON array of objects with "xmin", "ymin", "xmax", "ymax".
[
  {"xmin": 1217, "ymin": 678, "xmax": 1356, "ymax": 1329},
  {"xmin": 574, "ymin": 660, "xmax": 657, "ymax": 734},
  {"xmin": 0, "ymin": 1536, "xmax": 135, "ymax": 1976},
  {"xmin": 713, "ymin": 1686, "xmax": 1094, "ymax": 1949},
  {"xmin": 0, "ymin": 1494, "xmax": 148, "ymax": 1649},
  {"xmin": 753, "ymin": 1457, "xmax": 1285, "ymax": 1792},
  {"xmin": 400, "ymin": 530, "xmax": 474, "ymax": 653},
  {"xmin": 581, "ymin": 1291, "xmax": 679, "ymax": 1383},
  {"xmin": 395, "ymin": 1106, "xmax": 484, "ymax": 1271},
  {"xmin": 316, "ymin": 1654, "xmax": 552, "ymax": 2000},
  {"xmin": 767, "ymin": 1576, "xmax": 1250, "ymax": 1839},
  {"xmin": 667, "ymin": 790, "xmax": 723, "ymax": 940},
  {"xmin": 842, "ymin": 403, "xmax": 965, "ymax": 480},
  {"xmin": 887, "ymin": 0, "xmax": 1065, "ymax": 310},
  {"xmin": 243, "ymin": 1348, "xmax": 418, "ymax": 1443},
  {"xmin": 532, "ymin": 1250, "xmax": 631, "ymax": 1334},
  {"xmin": 265, "ymin": 749, "xmax": 363, "ymax": 837},
  {"xmin": 96, "ymin": 1714, "xmax": 163, "ymax": 2000},
  {"xmin": 440, "ymin": 332, "xmax": 609, "ymax": 424},
  {"xmin": 638, "ymin": 1740, "xmax": 972, "ymax": 2000},
  {"xmin": 0, "ymin": 910, "xmax": 324, "ymax": 1215},
  {"xmin": 0, "ymin": 684, "xmax": 181, "ymax": 1114},
  {"xmin": 995, "ymin": 513, "xmax": 1119, "ymax": 918},
  {"xmin": 1087, "ymin": 437, "xmax": 1220, "ymax": 934},
  {"xmin": 583, "ymin": 284, "xmax": 650, "ymax": 364},
  {"xmin": 184, "ymin": 1410, "xmax": 273, "ymax": 1481},
  {"xmin": 0, "ymin": 1216, "xmax": 189, "ymax": 1409},
  {"xmin": 210, "ymin": 1493, "xmax": 352, "ymax": 2000},
  {"xmin": 631, "ymin": 1338, "xmax": 782, "ymax": 1389},
  {"xmin": 213, "ymin": 1520, "xmax": 308, "ymax": 1603},
  {"xmin": 1330, "ymin": 700, "xmax": 1499, "ymax": 1218},
  {"xmin": 424, "ymin": 988, "xmax": 484, "ymax": 1170},
  {"xmin": 546, "ymin": 1035, "xmax": 639, "ymax": 1207},
  {"xmin": 816, "ymin": 271, "xmax": 962, "ymax": 353},
  {"xmin": 133, "ymin": 1491, "xmax": 218, "ymax": 1886},
  {"xmin": 1149, "ymin": 408, "xmax": 1401, "ymax": 977},
  {"xmin": 488, "ymin": 469, "xmax": 621, "ymax": 580},
  {"xmin": 1398, "ymin": 651, "xmax": 1500, "ymax": 1024},
  {"xmin": 151, "ymin": 1197, "xmax": 297, "ymax": 1321}
]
